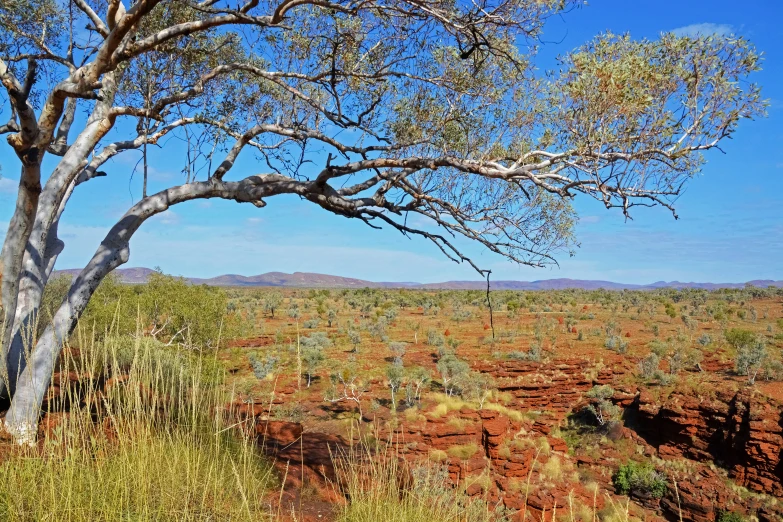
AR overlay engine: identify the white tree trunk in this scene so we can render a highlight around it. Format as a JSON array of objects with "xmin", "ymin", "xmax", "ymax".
[
  {"xmin": 4, "ymin": 218, "xmax": 65, "ymax": 395},
  {"xmin": 4, "ymin": 218, "xmax": 134, "ymax": 442},
  {"xmin": 0, "ymin": 164, "xmax": 41, "ymax": 397}
]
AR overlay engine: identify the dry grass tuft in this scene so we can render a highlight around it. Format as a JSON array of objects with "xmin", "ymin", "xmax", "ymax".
[{"xmin": 0, "ymin": 332, "xmax": 276, "ymax": 521}]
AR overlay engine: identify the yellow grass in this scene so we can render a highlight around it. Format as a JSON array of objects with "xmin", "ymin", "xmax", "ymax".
[{"xmin": 0, "ymin": 332, "xmax": 276, "ymax": 521}]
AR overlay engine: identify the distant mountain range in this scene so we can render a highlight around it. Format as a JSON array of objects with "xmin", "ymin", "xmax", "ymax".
[{"xmin": 51, "ymin": 267, "xmax": 783, "ymax": 291}]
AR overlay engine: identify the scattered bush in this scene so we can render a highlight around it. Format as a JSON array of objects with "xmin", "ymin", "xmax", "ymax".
[
  {"xmin": 303, "ymin": 318, "xmax": 320, "ymax": 329},
  {"xmin": 389, "ymin": 342, "xmax": 407, "ymax": 366},
  {"xmin": 348, "ymin": 329, "xmax": 362, "ymax": 352},
  {"xmin": 436, "ymin": 353, "xmax": 469, "ymax": 396},
  {"xmin": 735, "ymin": 339, "xmax": 768, "ymax": 384},
  {"xmin": 667, "ymin": 345, "xmax": 702, "ymax": 375},
  {"xmin": 725, "ymin": 328, "xmax": 756, "ymax": 350},
  {"xmin": 248, "ymin": 353, "xmax": 278, "ymax": 380},
  {"xmin": 263, "ymin": 291, "xmax": 283, "ymax": 318},
  {"xmin": 613, "ymin": 461, "xmax": 667, "ymax": 499},
  {"xmin": 457, "ymin": 371, "xmax": 495, "ymax": 409},
  {"xmin": 604, "ymin": 335, "xmax": 628, "ymax": 354},
  {"xmin": 638, "ymin": 353, "xmax": 660, "ymax": 380},
  {"xmin": 507, "ymin": 344, "xmax": 541, "ymax": 362},
  {"xmin": 301, "ymin": 331, "xmax": 332, "ymax": 349},
  {"xmin": 302, "ymin": 347, "xmax": 325, "ymax": 387},
  {"xmin": 584, "ymin": 385, "xmax": 620, "ymax": 426},
  {"xmin": 427, "ymin": 329, "xmax": 446, "ymax": 347},
  {"xmin": 405, "ymin": 366, "xmax": 432, "ymax": 406},
  {"xmin": 763, "ymin": 359, "xmax": 783, "ymax": 381},
  {"xmin": 386, "ymin": 364, "xmax": 405, "ymax": 408}
]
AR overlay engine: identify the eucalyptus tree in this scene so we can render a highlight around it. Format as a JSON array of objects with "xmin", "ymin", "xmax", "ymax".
[{"xmin": 0, "ymin": 0, "xmax": 765, "ymax": 441}]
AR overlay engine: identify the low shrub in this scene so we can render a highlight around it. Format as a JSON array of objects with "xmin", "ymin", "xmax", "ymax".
[
  {"xmin": 716, "ymin": 511, "xmax": 745, "ymax": 522},
  {"xmin": 735, "ymin": 339, "xmax": 767, "ymax": 384},
  {"xmin": 612, "ymin": 461, "xmax": 667, "ymax": 499}
]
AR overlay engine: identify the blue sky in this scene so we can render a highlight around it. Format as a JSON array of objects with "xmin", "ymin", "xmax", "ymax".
[{"xmin": 1, "ymin": 0, "xmax": 782, "ymax": 284}]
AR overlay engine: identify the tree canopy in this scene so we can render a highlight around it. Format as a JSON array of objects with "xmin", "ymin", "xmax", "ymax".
[{"xmin": 0, "ymin": 0, "xmax": 765, "ymax": 441}]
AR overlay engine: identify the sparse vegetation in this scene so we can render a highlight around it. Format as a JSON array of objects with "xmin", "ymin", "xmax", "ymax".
[{"xmin": 4, "ymin": 276, "xmax": 783, "ymax": 521}]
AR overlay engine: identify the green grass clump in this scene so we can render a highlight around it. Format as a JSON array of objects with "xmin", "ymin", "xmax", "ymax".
[
  {"xmin": 717, "ymin": 511, "xmax": 745, "ymax": 522},
  {"xmin": 612, "ymin": 461, "xmax": 667, "ymax": 499}
]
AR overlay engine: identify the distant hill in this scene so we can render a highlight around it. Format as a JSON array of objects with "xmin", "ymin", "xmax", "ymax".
[{"xmin": 51, "ymin": 267, "xmax": 783, "ymax": 291}]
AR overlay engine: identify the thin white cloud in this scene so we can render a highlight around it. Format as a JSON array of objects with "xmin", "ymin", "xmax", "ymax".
[
  {"xmin": 670, "ymin": 23, "xmax": 734, "ymax": 38},
  {"xmin": 0, "ymin": 177, "xmax": 18, "ymax": 194},
  {"xmin": 246, "ymin": 217, "xmax": 263, "ymax": 225},
  {"xmin": 157, "ymin": 210, "xmax": 180, "ymax": 225}
]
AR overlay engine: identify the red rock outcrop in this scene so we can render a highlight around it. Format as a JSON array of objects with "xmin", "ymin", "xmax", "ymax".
[{"xmin": 631, "ymin": 387, "xmax": 783, "ymax": 498}]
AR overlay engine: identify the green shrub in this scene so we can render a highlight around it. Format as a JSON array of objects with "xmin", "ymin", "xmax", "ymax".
[
  {"xmin": 584, "ymin": 385, "xmax": 620, "ymax": 426},
  {"xmin": 725, "ymin": 328, "xmax": 756, "ymax": 350},
  {"xmin": 735, "ymin": 339, "xmax": 767, "ymax": 384},
  {"xmin": 301, "ymin": 331, "xmax": 332, "ymax": 348},
  {"xmin": 638, "ymin": 353, "xmax": 660, "ymax": 379},
  {"xmin": 717, "ymin": 511, "xmax": 745, "ymax": 522},
  {"xmin": 42, "ymin": 271, "xmax": 242, "ymax": 348},
  {"xmin": 248, "ymin": 353, "xmax": 278, "ymax": 380},
  {"xmin": 612, "ymin": 461, "xmax": 667, "ymax": 499}
]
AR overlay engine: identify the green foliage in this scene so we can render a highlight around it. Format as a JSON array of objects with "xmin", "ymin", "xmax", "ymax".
[
  {"xmin": 457, "ymin": 371, "xmax": 495, "ymax": 408},
  {"xmin": 248, "ymin": 353, "xmax": 278, "ymax": 380},
  {"xmin": 44, "ymin": 272, "xmax": 240, "ymax": 348},
  {"xmin": 638, "ymin": 353, "xmax": 660, "ymax": 380},
  {"xmin": 717, "ymin": 511, "xmax": 745, "ymax": 522},
  {"xmin": 436, "ymin": 353, "xmax": 469, "ymax": 396},
  {"xmin": 725, "ymin": 328, "xmax": 756, "ymax": 350},
  {"xmin": 612, "ymin": 461, "xmax": 667, "ymax": 499},
  {"xmin": 584, "ymin": 385, "xmax": 619, "ymax": 426},
  {"xmin": 302, "ymin": 347, "xmax": 325, "ymax": 387},
  {"xmin": 301, "ymin": 331, "xmax": 332, "ymax": 349},
  {"xmin": 735, "ymin": 339, "xmax": 767, "ymax": 384}
]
